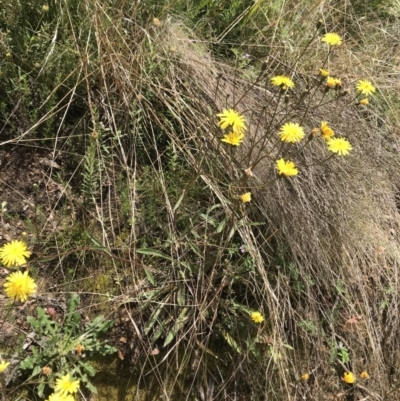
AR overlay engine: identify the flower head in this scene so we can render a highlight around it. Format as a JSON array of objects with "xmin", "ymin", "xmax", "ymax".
[
  {"xmin": 217, "ymin": 109, "xmax": 246, "ymax": 134},
  {"xmin": 46, "ymin": 393, "xmax": 75, "ymax": 401},
  {"xmin": 279, "ymin": 122, "xmax": 305, "ymax": 143},
  {"xmin": 356, "ymin": 80, "xmax": 376, "ymax": 96},
  {"xmin": 327, "ymin": 137, "xmax": 352, "ymax": 156},
  {"xmin": 271, "ymin": 75, "xmax": 294, "ymax": 90},
  {"xmin": 42, "ymin": 4, "xmax": 49, "ymax": 12},
  {"xmin": 276, "ymin": 159, "xmax": 298, "ymax": 176},
  {"xmin": 360, "ymin": 371, "xmax": 370, "ymax": 379},
  {"xmin": 301, "ymin": 373, "xmax": 310, "ymax": 381},
  {"xmin": 75, "ymin": 344, "xmax": 84, "ymax": 356},
  {"xmin": 320, "ymin": 121, "xmax": 335, "ymax": 140},
  {"xmin": 342, "ymin": 372, "xmax": 356, "ymax": 384},
  {"xmin": 0, "ymin": 240, "xmax": 31, "ymax": 268},
  {"xmin": 0, "ymin": 361, "xmax": 10, "ymax": 373},
  {"xmin": 240, "ymin": 192, "xmax": 251, "ymax": 203},
  {"xmin": 326, "ymin": 77, "xmax": 341, "ymax": 89},
  {"xmin": 42, "ymin": 366, "xmax": 52, "ymax": 376},
  {"xmin": 321, "ymin": 33, "xmax": 342, "ymax": 46},
  {"xmin": 251, "ymin": 311, "xmax": 264, "ymax": 324},
  {"xmin": 54, "ymin": 373, "xmax": 80, "ymax": 396},
  {"xmin": 359, "ymin": 98, "xmax": 369, "ymax": 105},
  {"xmin": 221, "ymin": 131, "xmax": 244, "ymax": 146},
  {"xmin": 319, "ymin": 68, "xmax": 329, "ymax": 77},
  {"xmin": 4, "ymin": 271, "xmax": 37, "ymax": 302}
]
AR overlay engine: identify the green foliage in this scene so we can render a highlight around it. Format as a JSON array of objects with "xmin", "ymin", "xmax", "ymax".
[{"xmin": 19, "ymin": 293, "xmax": 116, "ymax": 397}]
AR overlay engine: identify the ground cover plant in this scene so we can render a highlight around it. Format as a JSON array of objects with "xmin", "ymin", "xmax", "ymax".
[{"xmin": 1, "ymin": 0, "xmax": 400, "ymax": 400}]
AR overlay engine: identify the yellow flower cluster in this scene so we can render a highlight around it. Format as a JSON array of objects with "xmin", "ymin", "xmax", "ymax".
[
  {"xmin": 0, "ymin": 240, "xmax": 37, "ymax": 302},
  {"xmin": 217, "ymin": 109, "xmax": 247, "ymax": 146}
]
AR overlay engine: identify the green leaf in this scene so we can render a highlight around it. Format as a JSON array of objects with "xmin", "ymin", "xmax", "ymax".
[
  {"xmin": 163, "ymin": 308, "xmax": 189, "ymax": 347},
  {"xmin": 173, "ymin": 190, "xmax": 186, "ymax": 213},
  {"xmin": 221, "ymin": 331, "xmax": 241, "ymax": 353},
  {"xmin": 136, "ymin": 248, "xmax": 172, "ymax": 261},
  {"xmin": 144, "ymin": 268, "xmax": 155, "ymax": 285}
]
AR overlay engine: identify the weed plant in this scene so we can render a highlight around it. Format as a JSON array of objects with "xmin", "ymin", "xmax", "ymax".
[{"xmin": 0, "ymin": 1, "xmax": 400, "ymax": 400}]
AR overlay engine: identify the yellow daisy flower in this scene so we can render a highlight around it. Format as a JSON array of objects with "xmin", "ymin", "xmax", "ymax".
[
  {"xmin": 54, "ymin": 373, "xmax": 80, "ymax": 396},
  {"xmin": 320, "ymin": 121, "xmax": 335, "ymax": 140},
  {"xmin": 327, "ymin": 137, "xmax": 352, "ymax": 156},
  {"xmin": 0, "ymin": 361, "xmax": 10, "ymax": 373},
  {"xmin": 271, "ymin": 75, "xmax": 295, "ymax": 90},
  {"xmin": 342, "ymin": 372, "xmax": 356, "ymax": 384},
  {"xmin": 46, "ymin": 393, "xmax": 75, "ymax": 401},
  {"xmin": 0, "ymin": 240, "xmax": 31, "ymax": 268},
  {"xmin": 321, "ymin": 33, "xmax": 342, "ymax": 46},
  {"xmin": 359, "ymin": 98, "xmax": 369, "ymax": 105},
  {"xmin": 251, "ymin": 311, "xmax": 264, "ymax": 324},
  {"xmin": 217, "ymin": 109, "xmax": 246, "ymax": 134},
  {"xmin": 276, "ymin": 159, "xmax": 298, "ymax": 176},
  {"xmin": 221, "ymin": 131, "xmax": 244, "ymax": 146},
  {"xmin": 356, "ymin": 80, "xmax": 376, "ymax": 96},
  {"xmin": 326, "ymin": 77, "xmax": 341, "ymax": 89},
  {"xmin": 279, "ymin": 122, "xmax": 305, "ymax": 143},
  {"xmin": 4, "ymin": 271, "xmax": 37, "ymax": 302},
  {"xmin": 240, "ymin": 192, "xmax": 251, "ymax": 203},
  {"xmin": 319, "ymin": 68, "xmax": 329, "ymax": 77}
]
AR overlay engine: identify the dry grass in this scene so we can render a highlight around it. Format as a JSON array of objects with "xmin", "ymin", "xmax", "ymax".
[{"xmin": 2, "ymin": 0, "xmax": 400, "ymax": 400}]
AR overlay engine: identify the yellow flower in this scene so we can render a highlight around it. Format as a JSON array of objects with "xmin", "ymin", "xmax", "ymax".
[
  {"xmin": 342, "ymin": 372, "xmax": 356, "ymax": 384},
  {"xmin": 360, "ymin": 371, "xmax": 370, "ymax": 379},
  {"xmin": 152, "ymin": 18, "xmax": 161, "ymax": 27},
  {"xmin": 320, "ymin": 121, "xmax": 335, "ymax": 140},
  {"xmin": 0, "ymin": 361, "xmax": 10, "ymax": 373},
  {"xmin": 319, "ymin": 68, "xmax": 329, "ymax": 77},
  {"xmin": 217, "ymin": 109, "xmax": 246, "ymax": 134},
  {"xmin": 356, "ymin": 80, "xmax": 376, "ymax": 96},
  {"xmin": 4, "ymin": 271, "xmax": 37, "ymax": 302},
  {"xmin": 0, "ymin": 240, "xmax": 31, "ymax": 267},
  {"xmin": 321, "ymin": 33, "xmax": 342, "ymax": 46},
  {"xmin": 42, "ymin": 4, "xmax": 49, "ymax": 12},
  {"xmin": 359, "ymin": 98, "xmax": 369, "ymax": 105},
  {"xmin": 276, "ymin": 159, "xmax": 298, "ymax": 176},
  {"xmin": 75, "ymin": 344, "xmax": 84, "ymax": 355},
  {"xmin": 301, "ymin": 373, "xmax": 310, "ymax": 381},
  {"xmin": 271, "ymin": 75, "xmax": 295, "ymax": 90},
  {"xmin": 221, "ymin": 131, "xmax": 244, "ymax": 146},
  {"xmin": 240, "ymin": 192, "xmax": 251, "ymax": 203},
  {"xmin": 46, "ymin": 393, "xmax": 75, "ymax": 401},
  {"xmin": 326, "ymin": 76, "xmax": 342, "ymax": 89},
  {"xmin": 5, "ymin": 52, "xmax": 11, "ymax": 58},
  {"xmin": 251, "ymin": 311, "xmax": 264, "ymax": 324},
  {"xmin": 279, "ymin": 122, "xmax": 305, "ymax": 143},
  {"xmin": 327, "ymin": 137, "xmax": 352, "ymax": 156},
  {"xmin": 54, "ymin": 373, "xmax": 80, "ymax": 396}
]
